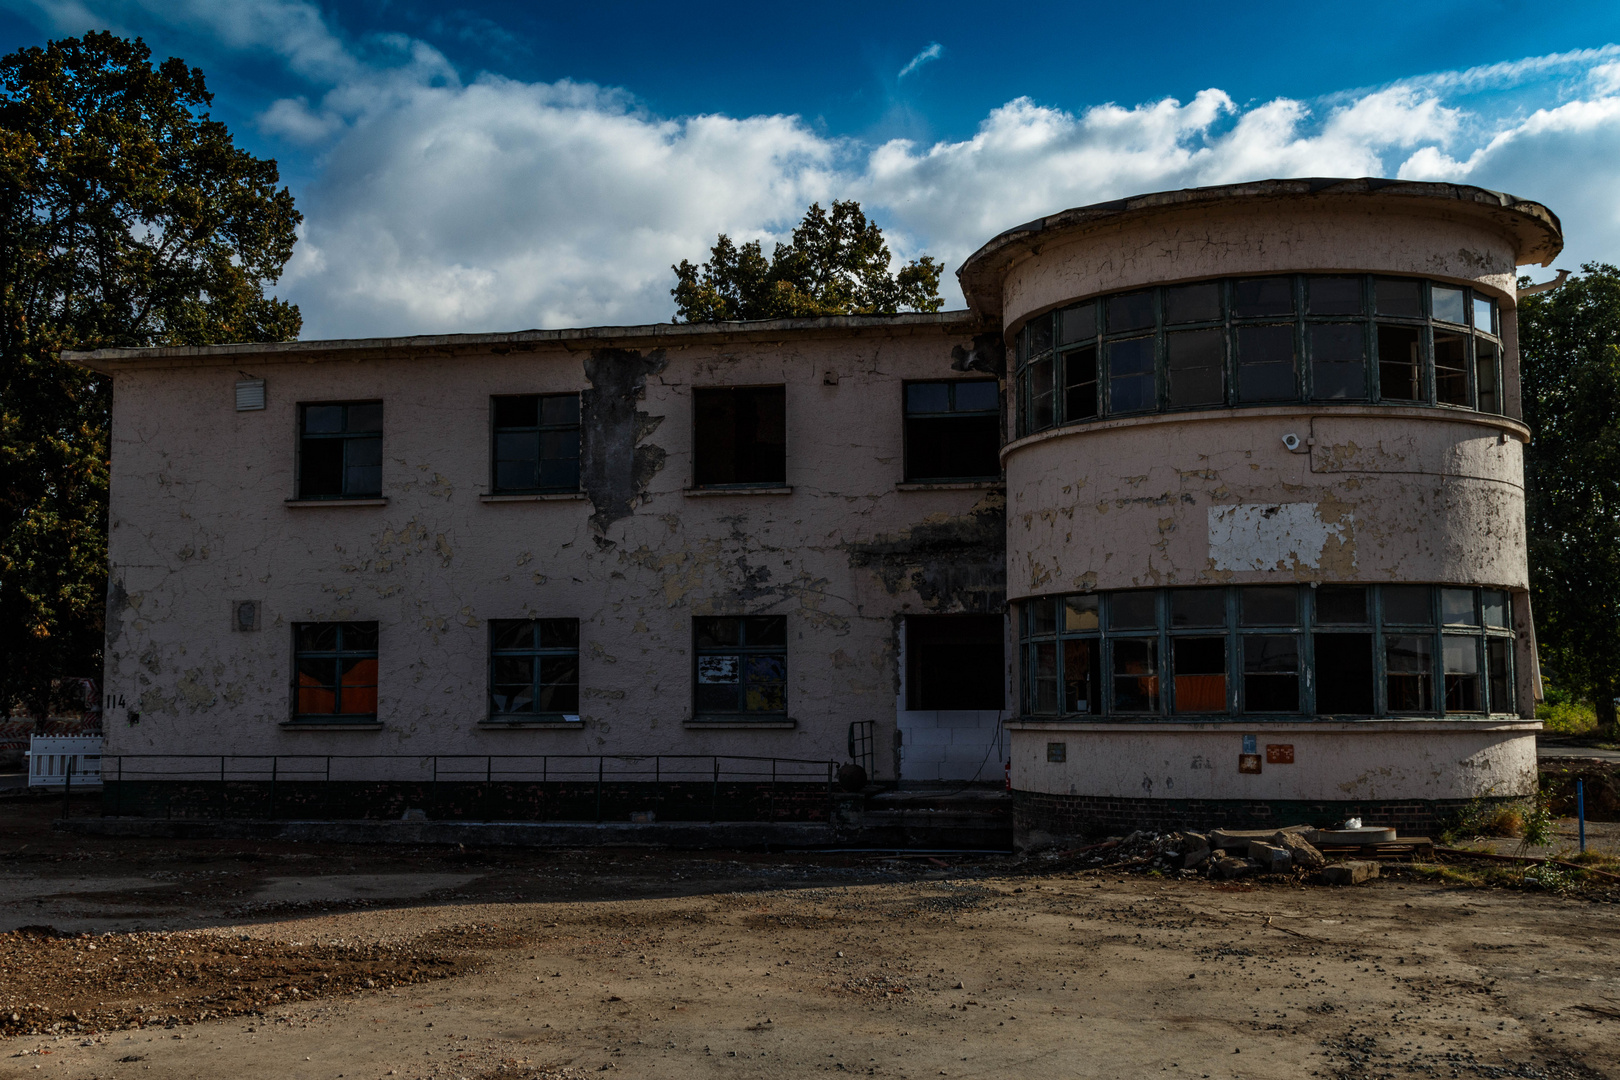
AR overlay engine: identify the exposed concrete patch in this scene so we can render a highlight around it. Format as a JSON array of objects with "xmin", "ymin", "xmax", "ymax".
[
  {"xmin": 846, "ymin": 493, "xmax": 1007, "ymax": 612},
  {"xmin": 1207, "ymin": 502, "xmax": 1354, "ymax": 573},
  {"xmin": 581, "ymin": 348, "xmax": 669, "ymax": 535}
]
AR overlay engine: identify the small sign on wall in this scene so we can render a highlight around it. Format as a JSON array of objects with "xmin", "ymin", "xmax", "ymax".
[
  {"xmin": 1238, "ymin": 754, "xmax": 1263, "ymax": 774},
  {"xmin": 1266, "ymin": 743, "xmax": 1295, "ymax": 764}
]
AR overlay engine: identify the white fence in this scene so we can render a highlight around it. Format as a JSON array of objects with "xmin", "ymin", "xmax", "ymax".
[{"xmin": 27, "ymin": 736, "xmax": 103, "ymax": 787}]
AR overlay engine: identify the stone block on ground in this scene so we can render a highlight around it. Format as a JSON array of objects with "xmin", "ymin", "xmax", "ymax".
[
  {"xmin": 1247, "ymin": 840, "xmax": 1292, "ymax": 873},
  {"xmin": 1211, "ymin": 853, "xmax": 1258, "ymax": 880},
  {"xmin": 1320, "ymin": 861, "xmax": 1380, "ymax": 886},
  {"xmin": 1273, "ymin": 831, "xmax": 1325, "ymax": 870}
]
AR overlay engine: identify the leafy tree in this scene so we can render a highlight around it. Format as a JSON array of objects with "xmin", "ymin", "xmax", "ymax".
[
  {"xmin": 672, "ymin": 200, "xmax": 943, "ymax": 322},
  {"xmin": 0, "ymin": 32, "xmax": 301, "ymax": 725},
  {"xmin": 1519, "ymin": 263, "xmax": 1620, "ymax": 736}
]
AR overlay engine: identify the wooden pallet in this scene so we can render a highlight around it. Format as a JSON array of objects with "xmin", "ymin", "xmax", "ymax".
[{"xmin": 1315, "ymin": 836, "xmax": 1434, "ymax": 860}]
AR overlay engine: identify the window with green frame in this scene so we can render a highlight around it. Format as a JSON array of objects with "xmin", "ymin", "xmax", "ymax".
[
  {"xmin": 1019, "ymin": 584, "xmax": 1516, "ymax": 719},
  {"xmin": 1014, "ymin": 275, "xmax": 1505, "ymax": 438}
]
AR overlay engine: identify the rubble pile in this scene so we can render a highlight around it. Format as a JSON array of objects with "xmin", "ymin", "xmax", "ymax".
[{"xmin": 1045, "ymin": 826, "xmax": 1333, "ymax": 880}]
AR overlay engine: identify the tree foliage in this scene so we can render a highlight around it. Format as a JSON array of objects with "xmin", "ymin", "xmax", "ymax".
[
  {"xmin": 671, "ymin": 200, "xmax": 943, "ymax": 322},
  {"xmin": 0, "ymin": 32, "xmax": 301, "ymax": 722},
  {"xmin": 1519, "ymin": 263, "xmax": 1620, "ymax": 735}
]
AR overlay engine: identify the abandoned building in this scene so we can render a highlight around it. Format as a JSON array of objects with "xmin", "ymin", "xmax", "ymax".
[{"xmin": 70, "ymin": 177, "xmax": 1560, "ymax": 840}]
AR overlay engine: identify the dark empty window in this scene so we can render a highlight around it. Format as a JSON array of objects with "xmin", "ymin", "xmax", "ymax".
[
  {"xmin": 491, "ymin": 394, "xmax": 580, "ymax": 493},
  {"xmin": 906, "ymin": 615, "xmax": 1004, "ymax": 710},
  {"xmin": 299, "ymin": 402, "xmax": 382, "ymax": 499},
  {"xmin": 904, "ymin": 381, "xmax": 1000, "ymax": 482},
  {"xmin": 1236, "ymin": 325, "xmax": 1296, "ymax": 402},
  {"xmin": 1107, "ymin": 337, "xmax": 1156, "ymax": 413},
  {"xmin": 1167, "ymin": 329, "xmax": 1224, "ymax": 408},
  {"xmin": 489, "ymin": 619, "xmax": 579, "ymax": 718},
  {"xmin": 293, "ymin": 622, "xmax": 378, "ymax": 721},
  {"xmin": 695, "ymin": 616, "xmax": 787, "ymax": 715},
  {"xmin": 694, "ymin": 387, "xmax": 786, "ymax": 487},
  {"xmin": 1310, "ymin": 323, "xmax": 1367, "ymax": 401},
  {"xmin": 1063, "ymin": 346, "xmax": 1099, "ymax": 422},
  {"xmin": 1377, "ymin": 325, "xmax": 1423, "ymax": 402}
]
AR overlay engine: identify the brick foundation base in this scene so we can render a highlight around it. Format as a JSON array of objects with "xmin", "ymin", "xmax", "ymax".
[{"xmin": 1012, "ymin": 789, "xmax": 1511, "ymax": 845}]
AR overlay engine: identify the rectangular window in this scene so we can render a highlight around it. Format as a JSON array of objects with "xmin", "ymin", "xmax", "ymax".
[
  {"xmin": 1063, "ymin": 347, "xmax": 1099, "ymax": 422},
  {"xmin": 1315, "ymin": 585, "xmax": 1368, "ymax": 625},
  {"xmin": 904, "ymin": 381, "xmax": 1000, "ymax": 482},
  {"xmin": 1106, "ymin": 291, "xmax": 1155, "ymax": 334},
  {"xmin": 1109, "ymin": 591, "xmax": 1157, "ymax": 630},
  {"xmin": 1233, "ymin": 277, "xmax": 1294, "ymax": 318},
  {"xmin": 1243, "ymin": 636, "xmax": 1299, "ymax": 711},
  {"xmin": 1473, "ymin": 295, "xmax": 1496, "ymax": 335},
  {"xmin": 694, "ymin": 616, "xmax": 787, "ymax": 714},
  {"xmin": 1059, "ymin": 303, "xmax": 1096, "ymax": 344},
  {"xmin": 1063, "ymin": 638, "xmax": 1101, "ymax": 714},
  {"xmin": 1029, "ymin": 355, "xmax": 1056, "ymax": 431},
  {"xmin": 1443, "ymin": 635, "xmax": 1482, "ymax": 712},
  {"xmin": 1434, "ymin": 330, "xmax": 1470, "ymax": 406},
  {"xmin": 1377, "ymin": 325, "xmax": 1423, "ymax": 402},
  {"xmin": 1487, "ymin": 638, "xmax": 1514, "ymax": 714},
  {"xmin": 491, "ymin": 394, "xmax": 581, "ymax": 493},
  {"xmin": 1309, "ymin": 323, "xmax": 1367, "ymax": 401},
  {"xmin": 293, "ymin": 622, "xmax": 378, "ymax": 720},
  {"xmin": 1111, "ymin": 638, "xmax": 1159, "ymax": 712},
  {"xmin": 906, "ymin": 615, "xmax": 1004, "ymax": 710},
  {"xmin": 489, "ymin": 619, "xmax": 579, "ymax": 717},
  {"xmin": 1383, "ymin": 585, "xmax": 1433, "ymax": 625},
  {"xmin": 1106, "ymin": 337, "xmax": 1155, "ymax": 413},
  {"xmin": 1240, "ymin": 586, "xmax": 1297, "ymax": 626},
  {"xmin": 1307, "ymin": 277, "xmax": 1363, "ymax": 316},
  {"xmin": 299, "ymin": 402, "xmax": 382, "ymax": 499},
  {"xmin": 1440, "ymin": 587, "xmax": 1477, "ymax": 626},
  {"xmin": 1482, "ymin": 590, "xmax": 1511, "ymax": 628},
  {"xmin": 1166, "ymin": 329, "xmax": 1224, "ymax": 408},
  {"xmin": 1374, "ymin": 278, "xmax": 1423, "ymax": 318},
  {"xmin": 1173, "ymin": 637, "xmax": 1227, "ymax": 712},
  {"xmin": 1029, "ymin": 641, "xmax": 1058, "ymax": 714},
  {"xmin": 1235, "ymin": 325, "xmax": 1296, "ymax": 402},
  {"xmin": 1314, "ymin": 633, "xmax": 1374, "ymax": 713},
  {"xmin": 1164, "ymin": 282, "xmax": 1221, "ymax": 324},
  {"xmin": 1386, "ymin": 635, "xmax": 1434, "ymax": 712},
  {"xmin": 1431, "ymin": 285, "xmax": 1467, "ymax": 326},
  {"xmin": 694, "ymin": 386, "xmax": 786, "ymax": 487},
  {"xmin": 1475, "ymin": 339, "xmax": 1501, "ymax": 414},
  {"xmin": 1170, "ymin": 588, "xmax": 1225, "ymax": 628}
]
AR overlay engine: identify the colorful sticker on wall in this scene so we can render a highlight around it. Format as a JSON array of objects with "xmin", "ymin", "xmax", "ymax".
[
  {"xmin": 1238, "ymin": 754, "xmax": 1263, "ymax": 774},
  {"xmin": 1266, "ymin": 744, "xmax": 1295, "ymax": 764}
]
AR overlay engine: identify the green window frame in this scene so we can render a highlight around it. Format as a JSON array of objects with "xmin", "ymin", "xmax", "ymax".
[
  {"xmin": 1013, "ymin": 275, "xmax": 1505, "ymax": 437},
  {"xmin": 1018, "ymin": 584, "xmax": 1516, "ymax": 720},
  {"xmin": 298, "ymin": 401, "xmax": 383, "ymax": 499},
  {"xmin": 902, "ymin": 380, "xmax": 1002, "ymax": 482},
  {"xmin": 694, "ymin": 616, "xmax": 788, "ymax": 716},
  {"xmin": 292, "ymin": 622, "xmax": 379, "ymax": 722},
  {"xmin": 488, "ymin": 618, "xmax": 580, "ymax": 719},
  {"xmin": 490, "ymin": 394, "xmax": 582, "ymax": 494}
]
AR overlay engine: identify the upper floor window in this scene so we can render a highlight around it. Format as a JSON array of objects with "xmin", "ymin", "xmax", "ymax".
[
  {"xmin": 298, "ymin": 402, "xmax": 382, "ymax": 499},
  {"xmin": 694, "ymin": 386, "xmax": 786, "ymax": 487},
  {"xmin": 694, "ymin": 616, "xmax": 787, "ymax": 715},
  {"xmin": 489, "ymin": 618, "xmax": 580, "ymax": 719},
  {"xmin": 1014, "ymin": 275, "xmax": 1505, "ymax": 437},
  {"xmin": 904, "ymin": 380, "xmax": 1001, "ymax": 482},
  {"xmin": 491, "ymin": 394, "xmax": 581, "ymax": 494},
  {"xmin": 1019, "ymin": 584, "xmax": 1515, "ymax": 719},
  {"xmin": 293, "ymin": 622, "xmax": 378, "ymax": 721}
]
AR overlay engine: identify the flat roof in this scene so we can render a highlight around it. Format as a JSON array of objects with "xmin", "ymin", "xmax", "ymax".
[
  {"xmin": 64, "ymin": 310, "xmax": 986, "ymax": 372},
  {"xmin": 956, "ymin": 177, "xmax": 1564, "ymax": 319}
]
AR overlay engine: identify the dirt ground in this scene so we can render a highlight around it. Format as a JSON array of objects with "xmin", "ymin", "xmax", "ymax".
[{"xmin": 2, "ymin": 796, "xmax": 1618, "ymax": 1080}]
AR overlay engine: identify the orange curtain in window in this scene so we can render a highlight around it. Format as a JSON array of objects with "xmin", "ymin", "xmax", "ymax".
[
  {"xmin": 339, "ymin": 658, "xmax": 378, "ymax": 714},
  {"xmin": 1175, "ymin": 674, "xmax": 1226, "ymax": 712},
  {"xmin": 297, "ymin": 673, "xmax": 336, "ymax": 715}
]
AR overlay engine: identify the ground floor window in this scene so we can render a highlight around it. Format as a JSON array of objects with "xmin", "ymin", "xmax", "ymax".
[
  {"xmin": 905, "ymin": 615, "xmax": 1004, "ymax": 710},
  {"xmin": 694, "ymin": 616, "xmax": 787, "ymax": 715},
  {"xmin": 293, "ymin": 622, "xmax": 378, "ymax": 721},
  {"xmin": 489, "ymin": 618, "xmax": 580, "ymax": 717},
  {"xmin": 1019, "ymin": 584, "xmax": 1516, "ymax": 719}
]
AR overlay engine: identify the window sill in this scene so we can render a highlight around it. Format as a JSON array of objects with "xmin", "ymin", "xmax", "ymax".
[
  {"xmin": 896, "ymin": 480, "xmax": 1006, "ymax": 492},
  {"xmin": 478, "ymin": 718, "xmax": 584, "ymax": 729},
  {"xmin": 285, "ymin": 497, "xmax": 388, "ymax": 508},
  {"xmin": 279, "ymin": 720, "xmax": 383, "ymax": 731},
  {"xmin": 683, "ymin": 717, "xmax": 798, "ymax": 730},
  {"xmin": 479, "ymin": 492, "xmax": 587, "ymax": 503},
  {"xmin": 684, "ymin": 486, "xmax": 793, "ymax": 497}
]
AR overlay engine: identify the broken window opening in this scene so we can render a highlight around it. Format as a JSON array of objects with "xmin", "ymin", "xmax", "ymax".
[
  {"xmin": 693, "ymin": 386, "xmax": 786, "ymax": 487},
  {"xmin": 694, "ymin": 616, "xmax": 787, "ymax": 715},
  {"xmin": 905, "ymin": 615, "xmax": 1005, "ymax": 710},
  {"xmin": 489, "ymin": 618, "xmax": 579, "ymax": 718},
  {"xmin": 903, "ymin": 381, "xmax": 1001, "ymax": 483},
  {"xmin": 491, "ymin": 394, "xmax": 581, "ymax": 494},
  {"xmin": 298, "ymin": 402, "xmax": 382, "ymax": 499},
  {"xmin": 293, "ymin": 622, "xmax": 378, "ymax": 721}
]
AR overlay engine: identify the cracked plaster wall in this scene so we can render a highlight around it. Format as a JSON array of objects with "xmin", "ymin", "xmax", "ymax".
[{"xmin": 101, "ymin": 326, "xmax": 1005, "ymax": 777}]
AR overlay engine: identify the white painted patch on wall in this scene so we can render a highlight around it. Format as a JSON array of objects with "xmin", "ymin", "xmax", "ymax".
[{"xmin": 1208, "ymin": 503, "xmax": 1352, "ymax": 571}]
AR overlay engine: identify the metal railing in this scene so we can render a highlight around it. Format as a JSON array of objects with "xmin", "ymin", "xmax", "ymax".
[{"xmin": 101, "ymin": 753, "xmax": 839, "ymax": 824}]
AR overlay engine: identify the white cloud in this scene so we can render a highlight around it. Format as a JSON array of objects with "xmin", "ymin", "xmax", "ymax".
[
  {"xmin": 898, "ymin": 42, "xmax": 942, "ymax": 80},
  {"xmin": 10, "ymin": 0, "xmax": 1619, "ymax": 332}
]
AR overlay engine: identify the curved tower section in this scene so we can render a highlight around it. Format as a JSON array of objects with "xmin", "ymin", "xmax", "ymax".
[{"xmin": 957, "ymin": 178, "xmax": 1563, "ymax": 842}]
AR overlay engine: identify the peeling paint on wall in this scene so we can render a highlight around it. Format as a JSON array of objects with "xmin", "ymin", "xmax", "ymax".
[
  {"xmin": 582, "ymin": 348, "xmax": 669, "ymax": 535},
  {"xmin": 1207, "ymin": 502, "xmax": 1354, "ymax": 573},
  {"xmin": 847, "ymin": 493, "xmax": 1007, "ymax": 613}
]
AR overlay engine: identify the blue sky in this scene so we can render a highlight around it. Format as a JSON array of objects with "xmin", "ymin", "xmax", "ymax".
[{"xmin": 4, "ymin": 0, "xmax": 1619, "ymax": 338}]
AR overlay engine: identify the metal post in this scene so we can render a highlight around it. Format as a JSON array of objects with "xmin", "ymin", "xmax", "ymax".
[
  {"xmin": 269, "ymin": 757, "xmax": 278, "ymax": 820},
  {"xmin": 116, "ymin": 757, "xmax": 123, "ymax": 818},
  {"xmin": 324, "ymin": 756, "xmax": 332, "ymax": 820},
  {"xmin": 432, "ymin": 756, "xmax": 439, "ymax": 821},
  {"xmin": 711, "ymin": 757, "xmax": 720, "ymax": 823},
  {"xmin": 770, "ymin": 758, "xmax": 777, "ymax": 822},
  {"xmin": 655, "ymin": 756, "xmax": 661, "ymax": 819},
  {"xmin": 596, "ymin": 757, "xmax": 604, "ymax": 823},
  {"xmin": 486, "ymin": 755, "xmax": 493, "ymax": 823},
  {"xmin": 61, "ymin": 757, "xmax": 73, "ymax": 819},
  {"xmin": 541, "ymin": 755, "xmax": 548, "ymax": 823},
  {"xmin": 1577, "ymin": 780, "xmax": 1587, "ymax": 853}
]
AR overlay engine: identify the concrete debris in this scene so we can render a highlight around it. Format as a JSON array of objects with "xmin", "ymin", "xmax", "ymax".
[
  {"xmin": 1247, "ymin": 840, "xmax": 1293, "ymax": 873},
  {"xmin": 1321, "ymin": 861, "xmax": 1381, "ymax": 886},
  {"xmin": 1036, "ymin": 825, "xmax": 1337, "ymax": 883}
]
